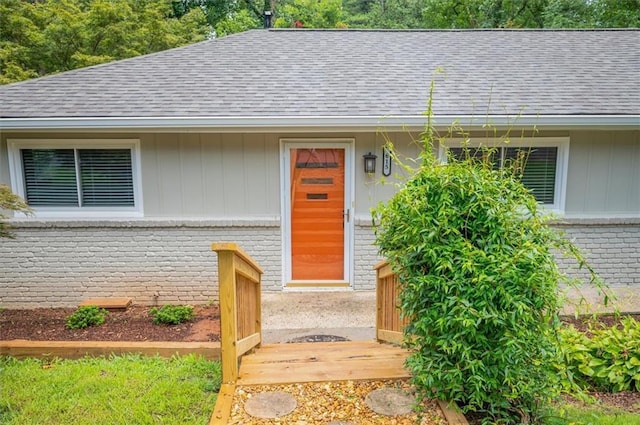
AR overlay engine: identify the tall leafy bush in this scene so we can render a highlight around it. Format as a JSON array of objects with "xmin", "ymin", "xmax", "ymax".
[{"xmin": 372, "ymin": 87, "xmax": 601, "ymax": 424}]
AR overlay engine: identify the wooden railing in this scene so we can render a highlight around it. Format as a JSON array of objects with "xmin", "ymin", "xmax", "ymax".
[
  {"xmin": 212, "ymin": 243, "xmax": 263, "ymax": 384},
  {"xmin": 375, "ymin": 260, "xmax": 409, "ymax": 344}
]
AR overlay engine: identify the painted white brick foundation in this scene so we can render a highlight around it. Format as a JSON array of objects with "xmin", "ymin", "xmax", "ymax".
[
  {"xmin": 353, "ymin": 217, "xmax": 640, "ymax": 291},
  {"xmin": 353, "ymin": 222, "xmax": 382, "ymax": 291},
  {"xmin": 0, "ymin": 219, "xmax": 281, "ymax": 308},
  {"xmin": 553, "ymin": 218, "xmax": 640, "ymax": 287},
  {"xmin": 1, "ymin": 218, "xmax": 637, "ymax": 308}
]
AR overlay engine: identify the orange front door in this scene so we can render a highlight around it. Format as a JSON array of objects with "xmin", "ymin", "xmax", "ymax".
[{"xmin": 290, "ymin": 148, "xmax": 345, "ymax": 281}]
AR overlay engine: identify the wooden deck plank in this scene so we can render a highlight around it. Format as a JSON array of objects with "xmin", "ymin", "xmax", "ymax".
[
  {"xmin": 243, "ymin": 341, "xmax": 405, "ymax": 359},
  {"xmin": 241, "ymin": 348, "xmax": 408, "ymax": 366},
  {"xmin": 237, "ymin": 341, "xmax": 410, "ymax": 386}
]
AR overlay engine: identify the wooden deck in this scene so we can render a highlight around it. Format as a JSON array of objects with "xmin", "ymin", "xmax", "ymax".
[{"xmin": 237, "ymin": 340, "xmax": 411, "ymax": 386}]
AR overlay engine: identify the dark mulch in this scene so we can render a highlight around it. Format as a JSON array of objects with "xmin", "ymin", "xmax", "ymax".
[
  {"xmin": 0, "ymin": 305, "xmax": 220, "ymax": 342},
  {"xmin": 560, "ymin": 313, "xmax": 640, "ymax": 334}
]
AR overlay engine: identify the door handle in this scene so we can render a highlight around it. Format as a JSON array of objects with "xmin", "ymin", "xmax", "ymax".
[{"xmin": 343, "ymin": 209, "xmax": 350, "ymax": 223}]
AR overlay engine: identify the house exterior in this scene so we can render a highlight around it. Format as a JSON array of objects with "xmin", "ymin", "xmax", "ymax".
[{"xmin": 0, "ymin": 29, "xmax": 638, "ymax": 308}]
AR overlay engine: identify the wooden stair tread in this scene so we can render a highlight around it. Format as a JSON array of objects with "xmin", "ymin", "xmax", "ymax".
[
  {"xmin": 237, "ymin": 341, "xmax": 411, "ymax": 386},
  {"xmin": 79, "ymin": 297, "xmax": 132, "ymax": 310}
]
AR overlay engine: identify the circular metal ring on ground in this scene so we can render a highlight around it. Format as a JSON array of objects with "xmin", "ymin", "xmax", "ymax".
[
  {"xmin": 365, "ymin": 387, "xmax": 415, "ymax": 416},
  {"xmin": 244, "ymin": 391, "xmax": 297, "ymax": 418},
  {"xmin": 287, "ymin": 334, "xmax": 350, "ymax": 343}
]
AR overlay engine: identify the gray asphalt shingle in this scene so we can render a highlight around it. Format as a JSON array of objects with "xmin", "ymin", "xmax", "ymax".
[{"xmin": 0, "ymin": 29, "xmax": 638, "ymax": 118}]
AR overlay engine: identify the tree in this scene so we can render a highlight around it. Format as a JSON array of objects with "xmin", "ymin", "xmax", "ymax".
[
  {"xmin": 544, "ymin": 0, "xmax": 640, "ymax": 28},
  {"xmin": 274, "ymin": 0, "xmax": 345, "ymax": 28},
  {"xmin": 0, "ymin": 0, "xmax": 211, "ymax": 85},
  {"xmin": 0, "ymin": 184, "xmax": 31, "ymax": 239}
]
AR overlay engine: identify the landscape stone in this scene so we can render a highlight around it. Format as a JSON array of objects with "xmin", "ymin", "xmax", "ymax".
[
  {"xmin": 365, "ymin": 387, "xmax": 414, "ymax": 416},
  {"xmin": 244, "ymin": 391, "xmax": 297, "ymax": 418}
]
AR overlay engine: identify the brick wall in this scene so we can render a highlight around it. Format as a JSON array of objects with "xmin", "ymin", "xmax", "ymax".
[
  {"xmin": 553, "ymin": 218, "xmax": 640, "ymax": 287},
  {"xmin": 354, "ymin": 219, "xmax": 382, "ymax": 291},
  {"xmin": 1, "ymin": 217, "xmax": 637, "ymax": 308},
  {"xmin": 0, "ymin": 219, "xmax": 281, "ymax": 308},
  {"xmin": 353, "ymin": 217, "xmax": 640, "ymax": 290}
]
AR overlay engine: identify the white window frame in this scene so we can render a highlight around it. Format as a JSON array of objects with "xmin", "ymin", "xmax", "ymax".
[
  {"xmin": 8, "ymin": 139, "xmax": 144, "ymax": 218},
  {"xmin": 438, "ymin": 137, "xmax": 569, "ymax": 214}
]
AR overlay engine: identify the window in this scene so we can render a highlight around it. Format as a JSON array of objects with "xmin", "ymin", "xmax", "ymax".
[
  {"xmin": 8, "ymin": 140, "xmax": 142, "ymax": 217},
  {"xmin": 440, "ymin": 138, "xmax": 569, "ymax": 212}
]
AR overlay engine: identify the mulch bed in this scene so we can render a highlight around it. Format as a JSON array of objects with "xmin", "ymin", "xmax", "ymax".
[
  {"xmin": 560, "ymin": 313, "xmax": 640, "ymax": 334},
  {"xmin": 228, "ymin": 380, "xmax": 448, "ymax": 425},
  {"xmin": 0, "ymin": 305, "xmax": 220, "ymax": 342}
]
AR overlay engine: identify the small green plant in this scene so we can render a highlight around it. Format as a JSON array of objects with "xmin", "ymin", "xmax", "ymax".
[
  {"xmin": 65, "ymin": 305, "xmax": 108, "ymax": 329},
  {"xmin": 558, "ymin": 317, "xmax": 640, "ymax": 392},
  {"xmin": 150, "ymin": 305, "xmax": 195, "ymax": 325}
]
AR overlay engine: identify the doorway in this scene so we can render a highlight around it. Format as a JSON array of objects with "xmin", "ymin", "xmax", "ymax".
[{"xmin": 282, "ymin": 140, "xmax": 353, "ymax": 287}]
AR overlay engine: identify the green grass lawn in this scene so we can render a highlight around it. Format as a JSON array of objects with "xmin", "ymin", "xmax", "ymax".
[
  {"xmin": 549, "ymin": 404, "xmax": 640, "ymax": 425},
  {"xmin": 0, "ymin": 354, "xmax": 220, "ymax": 425}
]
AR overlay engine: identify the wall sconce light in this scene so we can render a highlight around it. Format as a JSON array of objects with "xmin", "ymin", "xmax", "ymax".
[{"xmin": 363, "ymin": 152, "xmax": 377, "ymax": 174}]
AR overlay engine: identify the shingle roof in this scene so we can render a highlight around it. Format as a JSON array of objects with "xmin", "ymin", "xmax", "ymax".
[{"xmin": 0, "ymin": 29, "xmax": 638, "ymax": 119}]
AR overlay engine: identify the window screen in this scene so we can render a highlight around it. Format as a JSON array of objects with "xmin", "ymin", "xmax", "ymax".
[{"xmin": 21, "ymin": 148, "xmax": 134, "ymax": 208}]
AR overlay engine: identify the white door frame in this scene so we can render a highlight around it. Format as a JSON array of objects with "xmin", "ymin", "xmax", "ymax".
[{"xmin": 280, "ymin": 138, "xmax": 355, "ymax": 288}]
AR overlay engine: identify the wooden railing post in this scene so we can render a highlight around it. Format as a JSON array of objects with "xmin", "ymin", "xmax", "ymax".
[
  {"xmin": 375, "ymin": 260, "xmax": 408, "ymax": 344},
  {"xmin": 214, "ymin": 245, "xmax": 239, "ymax": 384},
  {"xmin": 212, "ymin": 242, "xmax": 263, "ymax": 385}
]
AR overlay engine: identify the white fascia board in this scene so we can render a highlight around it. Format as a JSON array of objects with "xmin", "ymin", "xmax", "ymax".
[{"xmin": 0, "ymin": 115, "xmax": 638, "ymax": 132}]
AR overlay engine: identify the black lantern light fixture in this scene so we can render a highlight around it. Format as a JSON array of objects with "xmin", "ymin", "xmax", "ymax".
[{"xmin": 363, "ymin": 152, "xmax": 377, "ymax": 174}]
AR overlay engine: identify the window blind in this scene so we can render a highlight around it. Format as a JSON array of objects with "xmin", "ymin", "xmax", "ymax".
[
  {"xmin": 79, "ymin": 149, "xmax": 134, "ymax": 206},
  {"xmin": 21, "ymin": 148, "xmax": 134, "ymax": 208},
  {"xmin": 21, "ymin": 149, "xmax": 79, "ymax": 206},
  {"xmin": 505, "ymin": 147, "xmax": 557, "ymax": 205}
]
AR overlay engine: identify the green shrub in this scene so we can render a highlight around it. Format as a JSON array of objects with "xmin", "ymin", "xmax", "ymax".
[
  {"xmin": 65, "ymin": 305, "xmax": 108, "ymax": 329},
  {"xmin": 150, "ymin": 305, "xmax": 195, "ymax": 325},
  {"xmin": 372, "ymin": 88, "xmax": 601, "ymax": 424},
  {"xmin": 558, "ymin": 317, "xmax": 640, "ymax": 392}
]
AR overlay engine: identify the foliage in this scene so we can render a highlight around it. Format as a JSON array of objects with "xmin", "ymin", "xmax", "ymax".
[
  {"xmin": 0, "ymin": 354, "xmax": 220, "ymax": 424},
  {"xmin": 0, "ymin": 184, "xmax": 31, "ymax": 239},
  {"xmin": 65, "ymin": 305, "xmax": 109, "ymax": 329},
  {"xmin": 372, "ymin": 83, "xmax": 601, "ymax": 424},
  {"xmin": 544, "ymin": 0, "xmax": 640, "ymax": 28},
  {"xmin": 150, "ymin": 305, "xmax": 196, "ymax": 325},
  {"xmin": 558, "ymin": 317, "xmax": 640, "ymax": 392},
  {"xmin": 0, "ymin": 0, "xmax": 211, "ymax": 85},
  {"xmin": 344, "ymin": 0, "xmax": 639, "ymax": 29},
  {"xmin": 216, "ymin": 9, "xmax": 261, "ymax": 37},
  {"xmin": 274, "ymin": 0, "xmax": 346, "ymax": 28}
]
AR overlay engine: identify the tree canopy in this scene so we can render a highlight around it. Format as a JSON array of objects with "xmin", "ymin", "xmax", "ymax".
[
  {"xmin": 0, "ymin": 0, "xmax": 211, "ymax": 84},
  {"xmin": 1, "ymin": 0, "xmax": 638, "ymax": 84}
]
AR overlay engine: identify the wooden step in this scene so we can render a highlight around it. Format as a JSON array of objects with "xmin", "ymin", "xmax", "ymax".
[
  {"xmin": 79, "ymin": 297, "xmax": 132, "ymax": 311},
  {"xmin": 237, "ymin": 341, "xmax": 411, "ymax": 386}
]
